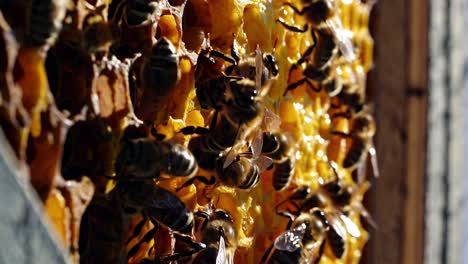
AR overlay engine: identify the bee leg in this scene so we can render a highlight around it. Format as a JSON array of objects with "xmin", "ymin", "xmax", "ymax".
[
  {"xmin": 275, "ymin": 18, "xmax": 309, "ymax": 33},
  {"xmin": 231, "ymin": 44, "xmax": 240, "ymax": 63},
  {"xmin": 151, "ymin": 126, "xmax": 166, "ymax": 141},
  {"xmin": 296, "ymin": 31, "xmax": 318, "ymax": 66},
  {"xmin": 284, "ymin": 78, "xmax": 320, "ymax": 95},
  {"xmin": 284, "ymin": 78, "xmax": 306, "ymax": 95},
  {"xmin": 277, "ymin": 211, "xmax": 296, "ymax": 230},
  {"xmin": 159, "ymin": 234, "xmax": 206, "ymax": 262},
  {"xmin": 174, "ymin": 233, "xmax": 206, "ymax": 252},
  {"xmin": 175, "ymin": 176, "xmax": 216, "ymax": 192},
  {"xmin": 126, "ymin": 214, "xmax": 148, "ymax": 243},
  {"xmin": 331, "ymin": 112, "xmax": 352, "ymax": 119},
  {"xmin": 195, "ymin": 210, "xmax": 210, "ymax": 230},
  {"xmin": 331, "ymin": 131, "xmax": 352, "ymax": 138},
  {"xmin": 210, "ymin": 49, "xmax": 237, "ymax": 67},
  {"xmin": 259, "ymin": 243, "xmax": 275, "ymax": 264},
  {"xmin": 127, "ymin": 225, "xmax": 159, "ymax": 258},
  {"xmin": 179, "ymin": 126, "xmax": 210, "ymax": 135},
  {"xmin": 281, "ymin": 2, "xmax": 305, "ymax": 15}
]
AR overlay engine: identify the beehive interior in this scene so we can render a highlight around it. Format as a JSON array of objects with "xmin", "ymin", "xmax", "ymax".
[{"xmin": 0, "ymin": 0, "xmax": 376, "ymax": 263}]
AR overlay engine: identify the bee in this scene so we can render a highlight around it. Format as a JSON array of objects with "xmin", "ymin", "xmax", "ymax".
[
  {"xmin": 223, "ymin": 78, "xmax": 265, "ymax": 127},
  {"xmin": 141, "ymin": 37, "xmax": 180, "ymax": 97},
  {"xmin": 195, "ymin": 43, "xmax": 279, "ymax": 111},
  {"xmin": 277, "ymin": 0, "xmax": 355, "ymax": 95},
  {"xmin": 109, "ymin": 0, "xmax": 163, "ymax": 58},
  {"xmin": 262, "ymin": 208, "xmax": 352, "ymax": 264},
  {"xmin": 184, "ymin": 111, "xmax": 238, "ymax": 168},
  {"xmin": 271, "ymin": 180, "xmax": 365, "ymax": 262},
  {"xmin": 262, "ymin": 132, "xmax": 296, "ymax": 191},
  {"xmin": 131, "ymin": 37, "xmax": 180, "ymax": 123},
  {"xmin": 277, "ymin": 0, "xmax": 355, "ymax": 61},
  {"xmin": 332, "ymin": 111, "xmax": 379, "ymax": 182},
  {"xmin": 157, "ymin": 208, "xmax": 237, "ymax": 263},
  {"xmin": 192, "ymin": 208, "xmax": 237, "ymax": 263},
  {"xmin": 25, "ymin": 0, "xmax": 68, "ymax": 50},
  {"xmin": 115, "ymin": 138, "xmax": 197, "ymax": 180},
  {"xmin": 282, "ymin": 28, "xmax": 343, "ymax": 95},
  {"xmin": 112, "ymin": 180, "xmax": 195, "ymax": 258},
  {"xmin": 179, "ymin": 115, "xmax": 272, "ymax": 191},
  {"xmin": 330, "ymin": 86, "xmax": 366, "ymax": 115}
]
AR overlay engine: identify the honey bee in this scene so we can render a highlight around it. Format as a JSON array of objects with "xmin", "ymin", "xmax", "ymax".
[
  {"xmin": 109, "ymin": 0, "xmax": 163, "ymax": 58},
  {"xmin": 332, "ymin": 111, "xmax": 379, "ymax": 182},
  {"xmin": 262, "ymin": 208, "xmax": 354, "ymax": 264},
  {"xmin": 153, "ymin": 208, "xmax": 236, "ymax": 263},
  {"xmin": 184, "ymin": 111, "xmax": 238, "ymax": 168},
  {"xmin": 25, "ymin": 0, "xmax": 68, "ymax": 50},
  {"xmin": 180, "ymin": 114, "xmax": 272, "ymax": 191},
  {"xmin": 330, "ymin": 86, "xmax": 366, "ymax": 115},
  {"xmin": 192, "ymin": 208, "xmax": 237, "ymax": 263},
  {"xmin": 277, "ymin": 0, "xmax": 355, "ymax": 62},
  {"xmin": 112, "ymin": 180, "xmax": 195, "ymax": 257},
  {"xmin": 277, "ymin": 0, "xmax": 355, "ymax": 95},
  {"xmin": 115, "ymin": 138, "xmax": 197, "ymax": 180},
  {"xmin": 271, "ymin": 180, "xmax": 364, "ymax": 261},
  {"xmin": 262, "ymin": 132, "xmax": 296, "ymax": 191},
  {"xmin": 141, "ymin": 37, "xmax": 180, "ymax": 97},
  {"xmin": 131, "ymin": 37, "xmax": 180, "ymax": 123},
  {"xmin": 215, "ymin": 151, "xmax": 269, "ymax": 190},
  {"xmin": 195, "ymin": 43, "xmax": 279, "ymax": 111},
  {"xmin": 223, "ymin": 78, "xmax": 265, "ymax": 127}
]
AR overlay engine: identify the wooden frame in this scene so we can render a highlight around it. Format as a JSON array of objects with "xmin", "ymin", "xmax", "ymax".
[{"xmin": 364, "ymin": 0, "xmax": 465, "ymax": 263}]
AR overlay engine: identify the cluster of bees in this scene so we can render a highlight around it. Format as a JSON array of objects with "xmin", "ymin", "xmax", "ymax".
[{"xmin": 0, "ymin": 0, "xmax": 377, "ymax": 263}]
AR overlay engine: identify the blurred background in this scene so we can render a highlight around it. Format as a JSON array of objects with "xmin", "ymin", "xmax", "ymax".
[
  {"xmin": 0, "ymin": 0, "xmax": 465, "ymax": 263},
  {"xmin": 362, "ymin": 0, "xmax": 466, "ymax": 263}
]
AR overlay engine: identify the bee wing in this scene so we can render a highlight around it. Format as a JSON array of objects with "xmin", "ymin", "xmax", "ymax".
[
  {"xmin": 356, "ymin": 156, "xmax": 368, "ymax": 185},
  {"xmin": 368, "ymin": 139, "xmax": 380, "ymax": 178},
  {"xmin": 339, "ymin": 214, "xmax": 361, "ymax": 238},
  {"xmin": 251, "ymin": 130, "xmax": 264, "ymax": 158},
  {"xmin": 255, "ymin": 45, "xmax": 263, "ymax": 91},
  {"xmin": 274, "ymin": 223, "xmax": 307, "ymax": 252},
  {"xmin": 263, "ymin": 106, "xmax": 281, "ymax": 131},
  {"xmin": 350, "ymin": 202, "xmax": 378, "ymax": 229},
  {"xmin": 223, "ymin": 148, "xmax": 239, "ymax": 169},
  {"xmin": 255, "ymin": 155, "xmax": 274, "ymax": 173},
  {"xmin": 325, "ymin": 211, "xmax": 348, "ymax": 240},
  {"xmin": 223, "ymin": 126, "xmax": 244, "ymax": 169},
  {"xmin": 325, "ymin": 17, "xmax": 355, "ymax": 62},
  {"xmin": 216, "ymin": 236, "xmax": 228, "ymax": 264}
]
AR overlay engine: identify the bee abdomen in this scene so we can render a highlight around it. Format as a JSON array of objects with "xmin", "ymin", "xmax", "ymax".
[
  {"xmin": 143, "ymin": 55, "xmax": 179, "ymax": 96},
  {"xmin": 327, "ymin": 228, "xmax": 346, "ymax": 258},
  {"xmin": 239, "ymin": 165, "xmax": 260, "ymax": 190},
  {"xmin": 261, "ymin": 132, "xmax": 280, "ymax": 155},
  {"xmin": 167, "ymin": 144, "xmax": 198, "ymax": 177},
  {"xmin": 148, "ymin": 195, "xmax": 194, "ymax": 234},
  {"xmin": 273, "ymin": 159, "xmax": 294, "ymax": 191},
  {"xmin": 196, "ymin": 78, "xmax": 226, "ymax": 109},
  {"xmin": 343, "ymin": 139, "xmax": 366, "ymax": 168}
]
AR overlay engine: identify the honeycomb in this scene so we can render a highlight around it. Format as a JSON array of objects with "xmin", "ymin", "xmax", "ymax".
[{"xmin": 0, "ymin": 0, "xmax": 376, "ymax": 263}]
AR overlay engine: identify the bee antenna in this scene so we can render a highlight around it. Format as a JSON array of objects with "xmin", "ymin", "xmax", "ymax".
[{"xmin": 272, "ymin": 37, "xmax": 278, "ymax": 52}]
